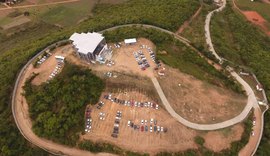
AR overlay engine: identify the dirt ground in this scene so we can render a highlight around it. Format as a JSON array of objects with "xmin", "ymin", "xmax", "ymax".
[
  {"xmin": 31, "ymin": 45, "xmax": 73, "ymax": 85},
  {"xmin": 81, "ymin": 91, "xmax": 197, "ymax": 154},
  {"xmin": 81, "ymin": 91, "xmax": 244, "ymax": 154},
  {"xmin": 242, "ymin": 11, "xmax": 270, "ymax": 36},
  {"xmin": 158, "ymin": 67, "xmax": 247, "ymax": 124},
  {"xmin": 67, "ymin": 38, "xmax": 157, "ymax": 78},
  {"xmin": 203, "ymin": 124, "xmax": 244, "ymax": 152}
]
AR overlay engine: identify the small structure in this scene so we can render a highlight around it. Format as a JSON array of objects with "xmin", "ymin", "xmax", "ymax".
[
  {"xmin": 69, "ymin": 32, "xmax": 111, "ymax": 64},
  {"xmin": 55, "ymin": 55, "xmax": 65, "ymax": 62},
  {"xmin": 124, "ymin": 38, "xmax": 137, "ymax": 45}
]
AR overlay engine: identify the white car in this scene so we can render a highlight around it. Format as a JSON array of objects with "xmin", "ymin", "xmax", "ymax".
[
  {"xmin": 145, "ymin": 120, "xmax": 147, "ymax": 124},
  {"xmin": 161, "ymin": 127, "xmax": 164, "ymax": 132},
  {"xmin": 134, "ymin": 101, "xmax": 138, "ymax": 107},
  {"xmin": 157, "ymin": 126, "xmax": 160, "ymax": 132},
  {"xmin": 251, "ymin": 131, "xmax": 255, "ymax": 136},
  {"xmin": 150, "ymin": 126, "xmax": 153, "ymax": 132},
  {"xmin": 141, "ymin": 120, "xmax": 144, "ymax": 124},
  {"xmin": 150, "ymin": 118, "xmax": 154, "ymax": 124},
  {"xmin": 156, "ymin": 105, "xmax": 159, "ymax": 110},
  {"xmin": 128, "ymin": 120, "xmax": 131, "ymax": 127},
  {"xmin": 253, "ymin": 120, "xmax": 256, "ymax": 126}
]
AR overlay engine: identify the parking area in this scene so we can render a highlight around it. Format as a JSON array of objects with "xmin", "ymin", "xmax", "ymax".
[
  {"xmin": 81, "ymin": 91, "xmax": 198, "ymax": 153},
  {"xmin": 31, "ymin": 45, "xmax": 73, "ymax": 85}
]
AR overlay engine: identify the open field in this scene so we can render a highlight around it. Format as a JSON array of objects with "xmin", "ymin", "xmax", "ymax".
[
  {"xmin": 1, "ymin": 15, "xmax": 31, "ymax": 30},
  {"xmin": 158, "ymin": 66, "xmax": 247, "ymax": 124},
  {"xmin": 235, "ymin": 0, "xmax": 270, "ymax": 22}
]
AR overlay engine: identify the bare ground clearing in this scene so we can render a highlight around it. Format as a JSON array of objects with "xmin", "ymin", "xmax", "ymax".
[{"xmin": 158, "ymin": 67, "xmax": 247, "ymax": 124}]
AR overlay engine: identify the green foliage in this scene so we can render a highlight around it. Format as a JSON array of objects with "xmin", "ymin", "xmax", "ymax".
[
  {"xmin": 90, "ymin": 0, "xmax": 199, "ymax": 32},
  {"xmin": 194, "ymin": 136, "xmax": 205, "ymax": 146},
  {"xmin": 79, "ymin": 140, "xmax": 149, "ymax": 156},
  {"xmin": 104, "ymin": 26, "xmax": 243, "ymax": 93},
  {"xmin": 210, "ymin": 5, "xmax": 270, "ymax": 154},
  {"xmin": 24, "ymin": 63, "xmax": 105, "ymax": 145}
]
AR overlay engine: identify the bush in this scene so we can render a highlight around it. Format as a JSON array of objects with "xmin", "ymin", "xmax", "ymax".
[{"xmin": 194, "ymin": 136, "xmax": 205, "ymax": 146}]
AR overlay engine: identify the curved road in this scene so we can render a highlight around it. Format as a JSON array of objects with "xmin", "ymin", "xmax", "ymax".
[
  {"xmin": 204, "ymin": 0, "xmax": 268, "ymax": 155},
  {"xmin": 12, "ymin": 22, "xmax": 259, "ymax": 156}
]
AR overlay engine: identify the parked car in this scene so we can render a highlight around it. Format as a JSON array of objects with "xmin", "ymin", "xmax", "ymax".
[
  {"xmin": 150, "ymin": 118, "xmax": 154, "ymax": 124},
  {"xmin": 128, "ymin": 120, "xmax": 131, "ymax": 127},
  {"xmin": 145, "ymin": 125, "xmax": 148, "ymax": 132},
  {"xmin": 141, "ymin": 126, "xmax": 144, "ymax": 132}
]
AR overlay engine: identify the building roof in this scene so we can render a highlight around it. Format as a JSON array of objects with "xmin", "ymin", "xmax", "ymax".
[
  {"xmin": 70, "ymin": 32, "xmax": 104, "ymax": 54},
  {"xmin": 124, "ymin": 38, "xmax": 137, "ymax": 44}
]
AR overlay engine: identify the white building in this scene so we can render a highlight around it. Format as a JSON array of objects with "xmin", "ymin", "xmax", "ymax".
[
  {"xmin": 69, "ymin": 32, "xmax": 111, "ymax": 63},
  {"xmin": 124, "ymin": 38, "xmax": 137, "ymax": 45}
]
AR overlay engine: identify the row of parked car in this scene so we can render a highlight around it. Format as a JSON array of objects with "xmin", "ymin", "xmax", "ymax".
[
  {"xmin": 103, "ymin": 94, "xmax": 159, "ymax": 110},
  {"xmin": 36, "ymin": 52, "xmax": 52, "ymax": 66},
  {"xmin": 97, "ymin": 101, "xmax": 105, "ymax": 109},
  {"xmin": 127, "ymin": 119, "xmax": 167, "ymax": 133},
  {"xmin": 133, "ymin": 50, "xmax": 150, "ymax": 71},
  {"xmin": 85, "ymin": 107, "xmax": 92, "ymax": 133},
  {"xmin": 48, "ymin": 62, "xmax": 64, "ymax": 80},
  {"xmin": 111, "ymin": 111, "xmax": 122, "ymax": 138}
]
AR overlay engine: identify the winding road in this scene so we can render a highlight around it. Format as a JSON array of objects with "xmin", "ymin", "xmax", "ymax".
[{"xmin": 11, "ymin": 1, "xmax": 265, "ymax": 155}]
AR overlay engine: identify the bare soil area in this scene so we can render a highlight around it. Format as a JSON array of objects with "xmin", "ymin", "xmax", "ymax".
[
  {"xmin": 81, "ymin": 91, "xmax": 198, "ymax": 154},
  {"xmin": 81, "ymin": 91, "xmax": 244, "ymax": 154},
  {"xmin": 242, "ymin": 11, "xmax": 270, "ymax": 36},
  {"xmin": 158, "ymin": 67, "xmax": 247, "ymax": 124},
  {"xmin": 203, "ymin": 124, "xmax": 244, "ymax": 152},
  {"xmin": 67, "ymin": 38, "xmax": 157, "ymax": 78},
  {"xmin": 31, "ymin": 45, "xmax": 73, "ymax": 85}
]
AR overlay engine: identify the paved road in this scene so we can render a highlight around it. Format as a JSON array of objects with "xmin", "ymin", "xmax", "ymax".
[
  {"xmin": 204, "ymin": 0, "xmax": 226, "ymax": 63},
  {"xmin": 203, "ymin": 0, "xmax": 268, "ymax": 155}
]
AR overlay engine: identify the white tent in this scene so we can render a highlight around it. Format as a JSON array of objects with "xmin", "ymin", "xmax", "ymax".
[{"xmin": 124, "ymin": 38, "xmax": 137, "ymax": 45}]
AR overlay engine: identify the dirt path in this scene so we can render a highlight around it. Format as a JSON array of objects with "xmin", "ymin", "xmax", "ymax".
[
  {"xmin": 0, "ymin": 0, "xmax": 79, "ymax": 11},
  {"xmin": 177, "ymin": 4, "xmax": 202, "ymax": 34}
]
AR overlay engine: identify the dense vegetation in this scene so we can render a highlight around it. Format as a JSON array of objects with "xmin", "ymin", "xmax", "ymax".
[
  {"xmin": 104, "ymin": 27, "xmax": 243, "ymax": 93},
  {"xmin": 210, "ymin": 4, "xmax": 270, "ymax": 155},
  {"xmin": 23, "ymin": 63, "xmax": 105, "ymax": 145},
  {"xmin": 79, "ymin": 140, "xmax": 149, "ymax": 156},
  {"xmin": 0, "ymin": 1, "xmax": 200, "ymax": 154},
  {"xmin": 91, "ymin": 0, "xmax": 199, "ymax": 31}
]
